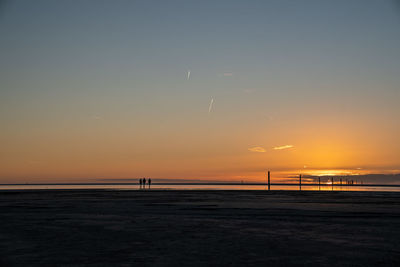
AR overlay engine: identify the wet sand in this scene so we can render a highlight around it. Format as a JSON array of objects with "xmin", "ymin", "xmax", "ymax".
[{"xmin": 1, "ymin": 190, "xmax": 400, "ymax": 266}]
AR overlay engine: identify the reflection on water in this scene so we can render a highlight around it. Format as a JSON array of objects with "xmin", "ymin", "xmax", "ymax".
[{"xmin": 0, "ymin": 184, "xmax": 400, "ymax": 192}]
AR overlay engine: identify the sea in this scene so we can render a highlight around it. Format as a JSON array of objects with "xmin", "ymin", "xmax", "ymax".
[{"xmin": 1, "ymin": 183, "xmax": 400, "ymax": 191}]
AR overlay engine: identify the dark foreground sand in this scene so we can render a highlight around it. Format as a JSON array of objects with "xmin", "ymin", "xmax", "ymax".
[{"xmin": 1, "ymin": 190, "xmax": 400, "ymax": 266}]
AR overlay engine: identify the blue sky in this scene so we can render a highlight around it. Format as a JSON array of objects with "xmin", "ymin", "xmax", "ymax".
[{"xmin": 0, "ymin": 0, "xmax": 399, "ymax": 182}]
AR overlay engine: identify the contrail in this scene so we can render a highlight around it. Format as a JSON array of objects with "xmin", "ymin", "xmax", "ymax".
[
  {"xmin": 187, "ymin": 70, "xmax": 190, "ymax": 80},
  {"xmin": 208, "ymin": 98, "xmax": 214, "ymax": 113}
]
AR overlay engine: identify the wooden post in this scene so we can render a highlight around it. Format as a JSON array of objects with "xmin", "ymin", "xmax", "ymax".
[
  {"xmin": 299, "ymin": 174, "xmax": 302, "ymax": 191},
  {"xmin": 318, "ymin": 177, "xmax": 321, "ymax": 191},
  {"xmin": 268, "ymin": 171, "xmax": 270, "ymax": 191}
]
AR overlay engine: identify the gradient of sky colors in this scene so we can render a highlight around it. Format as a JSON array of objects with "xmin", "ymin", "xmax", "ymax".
[{"xmin": 1, "ymin": 0, "xmax": 399, "ymax": 183}]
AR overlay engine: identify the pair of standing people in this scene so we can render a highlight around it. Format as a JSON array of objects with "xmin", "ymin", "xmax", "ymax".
[{"xmin": 139, "ymin": 178, "xmax": 151, "ymax": 189}]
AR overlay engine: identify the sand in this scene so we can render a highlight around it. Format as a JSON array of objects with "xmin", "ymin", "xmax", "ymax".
[{"xmin": 1, "ymin": 190, "xmax": 400, "ymax": 266}]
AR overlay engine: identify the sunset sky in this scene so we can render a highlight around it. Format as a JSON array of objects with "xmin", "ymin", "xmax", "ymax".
[{"xmin": 1, "ymin": 0, "xmax": 399, "ymax": 183}]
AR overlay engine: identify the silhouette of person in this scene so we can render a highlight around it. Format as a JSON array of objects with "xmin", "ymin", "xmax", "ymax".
[
  {"xmin": 143, "ymin": 178, "xmax": 146, "ymax": 188},
  {"xmin": 148, "ymin": 178, "xmax": 151, "ymax": 189},
  {"xmin": 139, "ymin": 178, "xmax": 142, "ymax": 189}
]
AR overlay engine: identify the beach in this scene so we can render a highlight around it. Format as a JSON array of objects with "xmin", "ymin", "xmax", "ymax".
[{"xmin": 1, "ymin": 190, "xmax": 400, "ymax": 266}]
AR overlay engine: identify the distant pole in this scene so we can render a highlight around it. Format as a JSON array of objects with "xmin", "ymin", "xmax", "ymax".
[
  {"xmin": 268, "ymin": 171, "xmax": 271, "ymax": 191},
  {"xmin": 299, "ymin": 174, "xmax": 302, "ymax": 191},
  {"xmin": 318, "ymin": 177, "xmax": 321, "ymax": 191},
  {"xmin": 331, "ymin": 177, "xmax": 334, "ymax": 191}
]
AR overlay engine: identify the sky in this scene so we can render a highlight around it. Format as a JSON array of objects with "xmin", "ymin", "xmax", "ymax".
[{"xmin": 0, "ymin": 0, "xmax": 399, "ymax": 183}]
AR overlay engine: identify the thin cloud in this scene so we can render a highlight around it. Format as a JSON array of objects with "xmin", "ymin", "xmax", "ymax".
[
  {"xmin": 248, "ymin": 146, "xmax": 266, "ymax": 153},
  {"xmin": 208, "ymin": 98, "xmax": 214, "ymax": 113},
  {"xmin": 187, "ymin": 70, "xmax": 191, "ymax": 80},
  {"xmin": 273, "ymin": 145, "xmax": 294, "ymax": 150},
  {"xmin": 223, "ymin": 72, "xmax": 233, "ymax": 76},
  {"xmin": 91, "ymin": 115, "xmax": 102, "ymax": 120},
  {"xmin": 243, "ymin": 89, "xmax": 254, "ymax": 94}
]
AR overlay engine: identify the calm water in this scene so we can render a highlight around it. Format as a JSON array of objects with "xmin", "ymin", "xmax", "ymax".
[{"xmin": 1, "ymin": 184, "xmax": 400, "ymax": 192}]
